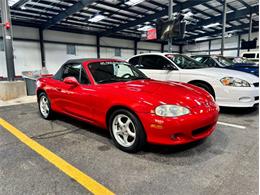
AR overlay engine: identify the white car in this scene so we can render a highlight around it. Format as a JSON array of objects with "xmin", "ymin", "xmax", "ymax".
[
  {"xmin": 128, "ymin": 53, "xmax": 259, "ymax": 108},
  {"xmin": 241, "ymin": 51, "xmax": 259, "ymax": 63}
]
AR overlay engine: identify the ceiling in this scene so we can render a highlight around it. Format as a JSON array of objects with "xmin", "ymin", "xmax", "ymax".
[{"xmin": 2, "ymin": 0, "xmax": 259, "ymax": 43}]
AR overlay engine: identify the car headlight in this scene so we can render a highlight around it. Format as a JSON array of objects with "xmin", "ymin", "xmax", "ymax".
[
  {"xmin": 220, "ymin": 77, "xmax": 251, "ymax": 87},
  {"xmin": 155, "ymin": 105, "xmax": 190, "ymax": 117}
]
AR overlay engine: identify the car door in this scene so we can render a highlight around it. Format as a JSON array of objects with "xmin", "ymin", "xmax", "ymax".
[
  {"xmin": 161, "ymin": 55, "xmax": 180, "ymax": 82},
  {"xmin": 137, "ymin": 55, "xmax": 169, "ymax": 81},
  {"xmin": 56, "ymin": 63, "xmax": 94, "ymax": 121}
]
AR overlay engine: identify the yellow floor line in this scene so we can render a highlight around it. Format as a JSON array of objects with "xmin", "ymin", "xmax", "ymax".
[{"xmin": 0, "ymin": 118, "xmax": 114, "ymax": 195}]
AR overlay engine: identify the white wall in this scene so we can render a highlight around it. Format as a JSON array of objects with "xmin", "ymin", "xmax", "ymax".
[
  {"xmin": 183, "ymin": 32, "xmax": 259, "ymax": 57},
  {"xmin": 0, "ymin": 25, "xmax": 167, "ymax": 77}
]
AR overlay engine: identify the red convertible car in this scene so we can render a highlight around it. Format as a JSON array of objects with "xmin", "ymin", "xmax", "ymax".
[{"xmin": 36, "ymin": 59, "xmax": 219, "ymax": 152}]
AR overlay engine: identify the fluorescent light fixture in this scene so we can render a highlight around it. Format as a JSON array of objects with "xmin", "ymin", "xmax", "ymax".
[
  {"xmin": 125, "ymin": 0, "xmax": 145, "ymax": 6},
  {"xmin": 8, "ymin": 0, "xmax": 21, "ymax": 6},
  {"xmin": 203, "ymin": 22, "xmax": 220, "ymax": 29},
  {"xmin": 88, "ymin": 14, "xmax": 106, "ymax": 22},
  {"xmin": 137, "ymin": 25, "xmax": 153, "ymax": 31}
]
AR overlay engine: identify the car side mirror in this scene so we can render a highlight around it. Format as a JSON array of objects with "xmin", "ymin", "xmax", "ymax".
[{"xmin": 64, "ymin": 77, "xmax": 79, "ymax": 87}]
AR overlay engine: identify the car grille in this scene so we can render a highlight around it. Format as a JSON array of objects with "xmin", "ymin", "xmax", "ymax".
[
  {"xmin": 192, "ymin": 124, "xmax": 213, "ymax": 137},
  {"xmin": 253, "ymin": 82, "xmax": 259, "ymax": 87}
]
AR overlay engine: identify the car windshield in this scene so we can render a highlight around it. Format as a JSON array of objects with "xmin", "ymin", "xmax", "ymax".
[
  {"xmin": 166, "ymin": 54, "xmax": 209, "ymax": 69},
  {"xmin": 89, "ymin": 61, "xmax": 149, "ymax": 84},
  {"xmin": 213, "ymin": 56, "xmax": 234, "ymax": 66}
]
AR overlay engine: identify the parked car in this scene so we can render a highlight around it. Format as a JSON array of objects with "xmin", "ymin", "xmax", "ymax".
[
  {"xmin": 36, "ymin": 59, "xmax": 219, "ymax": 152},
  {"xmin": 226, "ymin": 56, "xmax": 257, "ymax": 64},
  {"xmin": 241, "ymin": 51, "xmax": 259, "ymax": 62},
  {"xmin": 128, "ymin": 53, "xmax": 259, "ymax": 108},
  {"xmin": 191, "ymin": 55, "xmax": 259, "ymax": 76}
]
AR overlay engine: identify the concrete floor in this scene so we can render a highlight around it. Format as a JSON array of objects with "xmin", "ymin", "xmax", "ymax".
[{"xmin": 0, "ymin": 103, "xmax": 258, "ymax": 195}]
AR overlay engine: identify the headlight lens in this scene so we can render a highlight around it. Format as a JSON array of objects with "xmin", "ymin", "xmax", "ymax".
[
  {"xmin": 155, "ymin": 105, "xmax": 190, "ymax": 117},
  {"xmin": 220, "ymin": 77, "xmax": 251, "ymax": 87}
]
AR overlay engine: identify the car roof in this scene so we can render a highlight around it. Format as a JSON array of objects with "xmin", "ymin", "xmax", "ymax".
[
  {"xmin": 65, "ymin": 58, "xmax": 125, "ymax": 64},
  {"xmin": 130, "ymin": 52, "xmax": 180, "ymax": 58}
]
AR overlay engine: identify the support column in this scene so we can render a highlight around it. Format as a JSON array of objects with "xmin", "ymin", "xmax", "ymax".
[
  {"xmin": 161, "ymin": 43, "xmax": 164, "ymax": 53},
  {"xmin": 221, "ymin": 0, "xmax": 227, "ymax": 56},
  {"xmin": 134, "ymin": 40, "xmax": 138, "ymax": 55},
  {"xmin": 248, "ymin": 12, "xmax": 253, "ymax": 51},
  {"xmin": 168, "ymin": 0, "xmax": 173, "ymax": 52},
  {"xmin": 1, "ymin": 0, "xmax": 15, "ymax": 81},
  {"xmin": 39, "ymin": 29, "xmax": 46, "ymax": 68},
  {"xmin": 209, "ymin": 40, "xmax": 211, "ymax": 55},
  {"xmin": 96, "ymin": 35, "xmax": 100, "ymax": 58},
  {"xmin": 237, "ymin": 34, "xmax": 241, "ymax": 57},
  {"xmin": 179, "ymin": 44, "xmax": 183, "ymax": 54}
]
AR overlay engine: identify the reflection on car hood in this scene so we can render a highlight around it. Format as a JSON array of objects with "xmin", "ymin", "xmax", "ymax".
[
  {"xmin": 116, "ymin": 80, "xmax": 212, "ymax": 108},
  {"xmin": 181, "ymin": 67, "xmax": 259, "ymax": 82}
]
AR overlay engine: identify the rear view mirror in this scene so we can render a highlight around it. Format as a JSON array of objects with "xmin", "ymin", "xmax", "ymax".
[{"xmin": 64, "ymin": 77, "xmax": 79, "ymax": 87}]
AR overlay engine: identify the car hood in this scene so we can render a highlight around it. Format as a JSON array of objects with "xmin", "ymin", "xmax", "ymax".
[
  {"xmin": 181, "ymin": 67, "xmax": 259, "ymax": 83},
  {"xmin": 115, "ymin": 79, "xmax": 212, "ymax": 108}
]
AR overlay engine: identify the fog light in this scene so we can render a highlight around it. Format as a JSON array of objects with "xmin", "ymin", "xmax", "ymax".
[
  {"xmin": 171, "ymin": 133, "xmax": 184, "ymax": 141},
  {"xmin": 239, "ymin": 97, "xmax": 252, "ymax": 102}
]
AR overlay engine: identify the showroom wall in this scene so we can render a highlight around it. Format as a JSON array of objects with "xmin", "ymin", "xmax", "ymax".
[
  {"xmin": 0, "ymin": 26, "xmax": 179, "ymax": 77},
  {"xmin": 183, "ymin": 32, "xmax": 259, "ymax": 56}
]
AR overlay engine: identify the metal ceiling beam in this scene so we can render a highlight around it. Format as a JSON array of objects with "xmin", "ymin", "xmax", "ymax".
[
  {"xmin": 184, "ymin": 23, "xmax": 258, "ymax": 41},
  {"xmin": 99, "ymin": 0, "xmax": 211, "ymax": 37},
  {"xmin": 237, "ymin": 0, "xmax": 251, "ymax": 8},
  {"xmin": 12, "ymin": 0, "xmax": 29, "ymax": 9},
  {"xmin": 186, "ymin": 5, "xmax": 259, "ymax": 32},
  {"xmin": 42, "ymin": 0, "xmax": 98, "ymax": 29}
]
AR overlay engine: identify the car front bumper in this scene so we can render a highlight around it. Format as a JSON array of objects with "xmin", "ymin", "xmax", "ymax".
[
  {"xmin": 215, "ymin": 85, "xmax": 259, "ymax": 107},
  {"xmin": 138, "ymin": 105, "xmax": 219, "ymax": 145}
]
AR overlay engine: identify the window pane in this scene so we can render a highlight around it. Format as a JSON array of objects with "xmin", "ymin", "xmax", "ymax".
[
  {"xmin": 67, "ymin": 44, "xmax": 76, "ymax": 55},
  {"xmin": 62, "ymin": 64, "xmax": 81, "ymax": 81},
  {"xmin": 80, "ymin": 68, "xmax": 90, "ymax": 84},
  {"xmin": 129, "ymin": 57, "xmax": 139, "ymax": 66},
  {"xmin": 140, "ymin": 55, "xmax": 165, "ymax": 70},
  {"xmin": 115, "ymin": 48, "xmax": 121, "ymax": 57}
]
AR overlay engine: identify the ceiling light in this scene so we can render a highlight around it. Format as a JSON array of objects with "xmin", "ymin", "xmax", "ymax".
[
  {"xmin": 8, "ymin": 0, "xmax": 21, "ymax": 6},
  {"xmin": 137, "ymin": 25, "xmax": 153, "ymax": 31},
  {"xmin": 203, "ymin": 22, "xmax": 220, "ymax": 28},
  {"xmin": 125, "ymin": 0, "xmax": 145, "ymax": 6},
  {"xmin": 88, "ymin": 14, "xmax": 106, "ymax": 22}
]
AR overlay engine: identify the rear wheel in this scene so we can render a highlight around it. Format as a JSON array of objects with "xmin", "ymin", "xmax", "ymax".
[
  {"xmin": 38, "ymin": 92, "xmax": 53, "ymax": 120},
  {"xmin": 109, "ymin": 109, "xmax": 146, "ymax": 153}
]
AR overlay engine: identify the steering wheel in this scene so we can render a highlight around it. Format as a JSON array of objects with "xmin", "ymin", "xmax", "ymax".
[{"xmin": 121, "ymin": 73, "xmax": 132, "ymax": 79}]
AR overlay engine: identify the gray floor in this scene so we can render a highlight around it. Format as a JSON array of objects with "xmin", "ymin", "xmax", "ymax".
[{"xmin": 0, "ymin": 103, "xmax": 258, "ymax": 195}]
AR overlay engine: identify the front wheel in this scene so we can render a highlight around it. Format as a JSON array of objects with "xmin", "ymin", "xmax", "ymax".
[
  {"xmin": 109, "ymin": 109, "xmax": 146, "ymax": 153},
  {"xmin": 38, "ymin": 92, "xmax": 53, "ymax": 120}
]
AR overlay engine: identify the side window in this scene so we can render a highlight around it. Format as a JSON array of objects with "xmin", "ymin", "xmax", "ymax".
[
  {"xmin": 157, "ymin": 56, "xmax": 177, "ymax": 70},
  {"xmin": 129, "ymin": 57, "xmax": 140, "ymax": 66},
  {"xmin": 57, "ymin": 64, "xmax": 90, "ymax": 84},
  {"xmin": 80, "ymin": 68, "xmax": 90, "ymax": 84},
  {"xmin": 194, "ymin": 57, "xmax": 206, "ymax": 63},
  {"xmin": 62, "ymin": 64, "xmax": 81, "ymax": 81},
  {"xmin": 203, "ymin": 58, "xmax": 216, "ymax": 67},
  {"xmin": 140, "ymin": 55, "xmax": 169, "ymax": 70}
]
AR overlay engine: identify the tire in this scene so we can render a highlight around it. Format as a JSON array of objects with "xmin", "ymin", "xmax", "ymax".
[
  {"xmin": 38, "ymin": 92, "xmax": 53, "ymax": 120},
  {"xmin": 193, "ymin": 82, "xmax": 215, "ymax": 99},
  {"xmin": 109, "ymin": 109, "xmax": 146, "ymax": 153}
]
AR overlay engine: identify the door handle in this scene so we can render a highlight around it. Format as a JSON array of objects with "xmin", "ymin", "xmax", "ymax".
[{"xmin": 57, "ymin": 88, "xmax": 62, "ymax": 92}]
